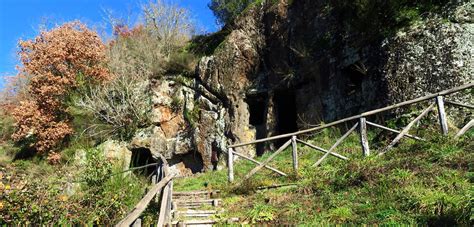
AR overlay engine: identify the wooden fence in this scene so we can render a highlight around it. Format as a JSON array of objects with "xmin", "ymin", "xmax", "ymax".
[
  {"xmin": 116, "ymin": 155, "xmax": 175, "ymax": 227},
  {"xmin": 227, "ymin": 82, "xmax": 474, "ymax": 183}
]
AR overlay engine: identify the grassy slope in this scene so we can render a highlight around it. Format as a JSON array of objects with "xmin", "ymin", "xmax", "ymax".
[
  {"xmin": 0, "ymin": 146, "xmax": 150, "ymax": 225},
  {"xmin": 174, "ymin": 128, "xmax": 473, "ymax": 225}
]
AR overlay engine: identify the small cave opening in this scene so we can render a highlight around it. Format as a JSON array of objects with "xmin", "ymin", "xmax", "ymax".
[
  {"xmin": 246, "ymin": 94, "xmax": 268, "ymax": 156},
  {"xmin": 273, "ymin": 89, "xmax": 298, "ymax": 147},
  {"xmin": 211, "ymin": 142, "xmax": 221, "ymax": 171},
  {"xmin": 168, "ymin": 152, "xmax": 204, "ymax": 174},
  {"xmin": 343, "ymin": 62, "xmax": 367, "ymax": 95},
  {"xmin": 130, "ymin": 148, "xmax": 158, "ymax": 176}
]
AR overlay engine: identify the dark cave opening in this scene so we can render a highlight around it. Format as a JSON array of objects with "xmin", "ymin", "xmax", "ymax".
[
  {"xmin": 130, "ymin": 148, "xmax": 158, "ymax": 176},
  {"xmin": 168, "ymin": 152, "xmax": 204, "ymax": 174},
  {"xmin": 274, "ymin": 89, "xmax": 298, "ymax": 147},
  {"xmin": 247, "ymin": 94, "xmax": 268, "ymax": 156},
  {"xmin": 343, "ymin": 62, "xmax": 366, "ymax": 95}
]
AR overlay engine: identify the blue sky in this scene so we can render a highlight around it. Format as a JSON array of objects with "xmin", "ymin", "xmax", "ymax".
[{"xmin": 0, "ymin": 0, "xmax": 218, "ymax": 88}]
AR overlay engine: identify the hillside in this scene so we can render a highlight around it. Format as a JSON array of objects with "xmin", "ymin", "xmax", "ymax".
[
  {"xmin": 0, "ymin": 0, "xmax": 473, "ymax": 225},
  {"xmin": 171, "ymin": 128, "xmax": 473, "ymax": 225}
]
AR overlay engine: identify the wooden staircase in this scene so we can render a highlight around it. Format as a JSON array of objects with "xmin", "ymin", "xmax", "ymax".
[{"xmin": 170, "ymin": 190, "xmax": 230, "ymax": 226}]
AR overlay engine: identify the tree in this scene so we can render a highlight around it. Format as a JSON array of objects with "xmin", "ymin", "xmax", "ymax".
[
  {"xmin": 75, "ymin": 0, "xmax": 196, "ymax": 140},
  {"xmin": 12, "ymin": 21, "xmax": 109, "ymax": 153},
  {"xmin": 208, "ymin": 0, "xmax": 256, "ymax": 26}
]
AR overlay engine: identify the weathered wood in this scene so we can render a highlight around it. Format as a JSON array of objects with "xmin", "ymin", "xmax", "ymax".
[
  {"xmin": 227, "ymin": 148, "xmax": 234, "ymax": 183},
  {"xmin": 444, "ymin": 100, "xmax": 474, "ymax": 109},
  {"xmin": 116, "ymin": 174, "xmax": 175, "ymax": 227},
  {"xmin": 455, "ymin": 119, "xmax": 474, "ymax": 138},
  {"xmin": 296, "ymin": 139, "xmax": 349, "ymax": 160},
  {"xmin": 167, "ymin": 181, "xmax": 173, "ymax": 223},
  {"xmin": 151, "ymin": 174, "xmax": 159, "ymax": 203},
  {"xmin": 155, "ymin": 153, "xmax": 170, "ymax": 176},
  {"xmin": 380, "ymin": 103, "xmax": 435, "ymax": 155},
  {"xmin": 256, "ymin": 183, "xmax": 298, "ymax": 190},
  {"xmin": 131, "ymin": 219, "xmax": 141, "ymax": 227},
  {"xmin": 232, "ymin": 151, "xmax": 287, "ymax": 176},
  {"xmin": 173, "ymin": 190, "xmax": 220, "ymax": 196},
  {"xmin": 157, "ymin": 180, "xmax": 170, "ymax": 226},
  {"xmin": 239, "ymin": 139, "xmax": 292, "ymax": 185},
  {"xmin": 436, "ymin": 96, "xmax": 449, "ymax": 135},
  {"xmin": 291, "ymin": 136, "xmax": 298, "ymax": 173},
  {"xmin": 366, "ymin": 121, "xmax": 424, "ymax": 141},
  {"xmin": 359, "ymin": 117, "xmax": 370, "ymax": 156},
  {"xmin": 312, "ymin": 123, "xmax": 358, "ymax": 167},
  {"xmin": 229, "ymin": 82, "xmax": 473, "ymax": 148}
]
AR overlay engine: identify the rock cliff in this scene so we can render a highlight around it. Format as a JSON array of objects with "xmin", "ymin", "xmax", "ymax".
[{"xmin": 129, "ymin": 0, "xmax": 473, "ymax": 175}]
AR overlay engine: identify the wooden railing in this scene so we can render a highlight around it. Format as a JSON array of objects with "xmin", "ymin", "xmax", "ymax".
[
  {"xmin": 227, "ymin": 82, "xmax": 474, "ymax": 183},
  {"xmin": 116, "ymin": 155, "xmax": 175, "ymax": 227}
]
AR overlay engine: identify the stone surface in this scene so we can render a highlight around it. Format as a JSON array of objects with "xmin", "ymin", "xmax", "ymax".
[
  {"xmin": 101, "ymin": 140, "xmax": 132, "ymax": 170},
  {"xmin": 128, "ymin": 1, "xmax": 473, "ymax": 174},
  {"xmin": 74, "ymin": 140, "xmax": 132, "ymax": 171}
]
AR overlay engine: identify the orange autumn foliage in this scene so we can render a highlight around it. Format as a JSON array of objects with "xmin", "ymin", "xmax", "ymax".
[{"xmin": 12, "ymin": 22, "xmax": 110, "ymax": 153}]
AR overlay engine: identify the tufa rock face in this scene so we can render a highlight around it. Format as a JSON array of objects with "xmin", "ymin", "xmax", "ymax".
[
  {"xmin": 74, "ymin": 140, "xmax": 132, "ymax": 171},
  {"xmin": 101, "ymin": 140, "xmax": 132, "ymax": 170},
  {"xmin": 127, "ymin": 1, "xmax": 472, "ymax": 174},
  {"xmin": 196, "ymin": 5, "xmax": 265, "ymax": 156},
  {"xmin": 384, "ymin": 14, "xmax": 474, "ymax": 104},
  {"xmin": 129, "ymin": 77, "xmax": 228, "ymax": 173},
  {"xmin": 128, "ymin": 6, "xmax": 266, "ymax": 174}
]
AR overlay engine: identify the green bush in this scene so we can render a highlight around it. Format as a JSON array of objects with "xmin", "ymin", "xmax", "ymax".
[
  {"xmin": 328, "ymin": 0, "xmax": 452, "ymax": 40},
  {"xmin": 0, "ymin": 111, "xmax": 14, "ymax": 143},
  {"xmin": 247, "ymin": 202, "xmax": 276, "ymax": 223},
  {"xmin": 81, "ymin": 148, "xmax": 113, "ymax": 188},
  {"xmin": 1, "ymin": 147, "xmax": 148, "ymax": 225},
  {"xmin": 208, "ymin": 0, "xmax": 259, "ymax": 25}
]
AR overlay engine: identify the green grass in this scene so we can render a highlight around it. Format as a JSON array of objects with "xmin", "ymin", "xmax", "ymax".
[
  {"xmin": 174, "ymin": 126, "xmax": 473, "ymax": 225},
  {"xmin": 0, "ymin": 146, "xmax": 150, "ymax": 225}
]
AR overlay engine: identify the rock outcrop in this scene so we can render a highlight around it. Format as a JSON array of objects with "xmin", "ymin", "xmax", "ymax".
[{"xmin": 127, "ymin": 1, "xmax": 473, "ymax": 175}]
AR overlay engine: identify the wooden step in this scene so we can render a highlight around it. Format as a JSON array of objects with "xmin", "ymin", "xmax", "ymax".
[
  {"xmin": 175, "ymin": 209, "xmax": 219, "ymax": 218},
  {"xmin": 175, "ymin": 219, "xmax": 217, "ymax": 227},
  {"xmin": 172, "ymin": 217, "xmax": 240, "ymax": 227},
  {"xmin": 174, "ymin": 199, "xmax": 220, "ymax": 209},
  {"xmin": 173, "ymin": 190, "xmax": 220, "ymax": 196},
  {"xmin": 173, "ymin": 190, "xmax": 220, "ymax": 200}
]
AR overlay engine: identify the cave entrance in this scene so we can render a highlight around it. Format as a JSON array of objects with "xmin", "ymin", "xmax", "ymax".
[
  {"xmin": 168, "ymin": 152, "xmax": 204, "ymax": 174},
  {"xmin": 130, "ymin": 148, "xmax": 157, "ymax": 176},
  {"xmin": 343, "ymin": 62, "xmax": 366, "ymax": 95},
  {"xmin": 274, "ymin": 89, "xmax": 298, "ymax": 147},
  {"xmin": 247, "ymin": 93, "xmax": 268, "ymax": 156}
]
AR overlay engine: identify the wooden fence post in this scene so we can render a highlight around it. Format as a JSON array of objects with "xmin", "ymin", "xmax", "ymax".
[
  {"xmin": 228, "ymin": 148, "xmax": 234, "ymax": 183},
  {"xmin": 132, "ymin": 218, "xmax": 141, "ymax": 227},
  {"xmin": 455, "ymin": 119, "xmax": 474, "ymax": 138},
  {"xmin": 166, "ymin": 181, "xmax": 173, "ymax": 223},
  {"xmin": 436, "ymin": 96, "xmax": 448, "ymax": 135},
  {"xmin": 359, "ymin": 117, "xmax": 370, "ymax": 156},
  {"xmin": 291, "ymin": 136, "xmax": 298, "ymax": 173}
]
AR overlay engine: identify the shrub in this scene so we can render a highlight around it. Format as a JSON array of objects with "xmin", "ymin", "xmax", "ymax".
[
  {"xmin": 82, "ymin": 147, "xmax": 113, "ymax": 188},
  {"xmin": 75, "ymin": 0, "xmax": 196, "ymax": 140},
  {"xmin": 0, "ymin": 110, "xmax": 15, "ymax": 143},
  {"xmin": 247, "ymin": 202, "xmax": 276, "ymax": 223},
  {"xmin": 1, "ymin": 149, "xmax": 147, "ymax": 225},
  {"xmin": 11, "ymin": 21, "xmax": 109, "ymax": 154},
  {"xmin": 142, "ymin": 0, "xmax": 194, "ymax": 56},
  {"xmin": 208, "ymin": 0, "xmax": 258, "ymax": 25}
]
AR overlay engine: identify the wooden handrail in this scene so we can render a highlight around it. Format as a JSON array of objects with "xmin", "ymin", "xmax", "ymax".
[
  {"xmin": 229, "ymin": 82, "xmax": 473, "ymax": 148},
  {"xmin": 116, "ymin": 174, "xmax": 175, "ymax": 227},
  {"xmin": 157, "ymin": 179, "xmax": 173, "ymax": 226}
]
